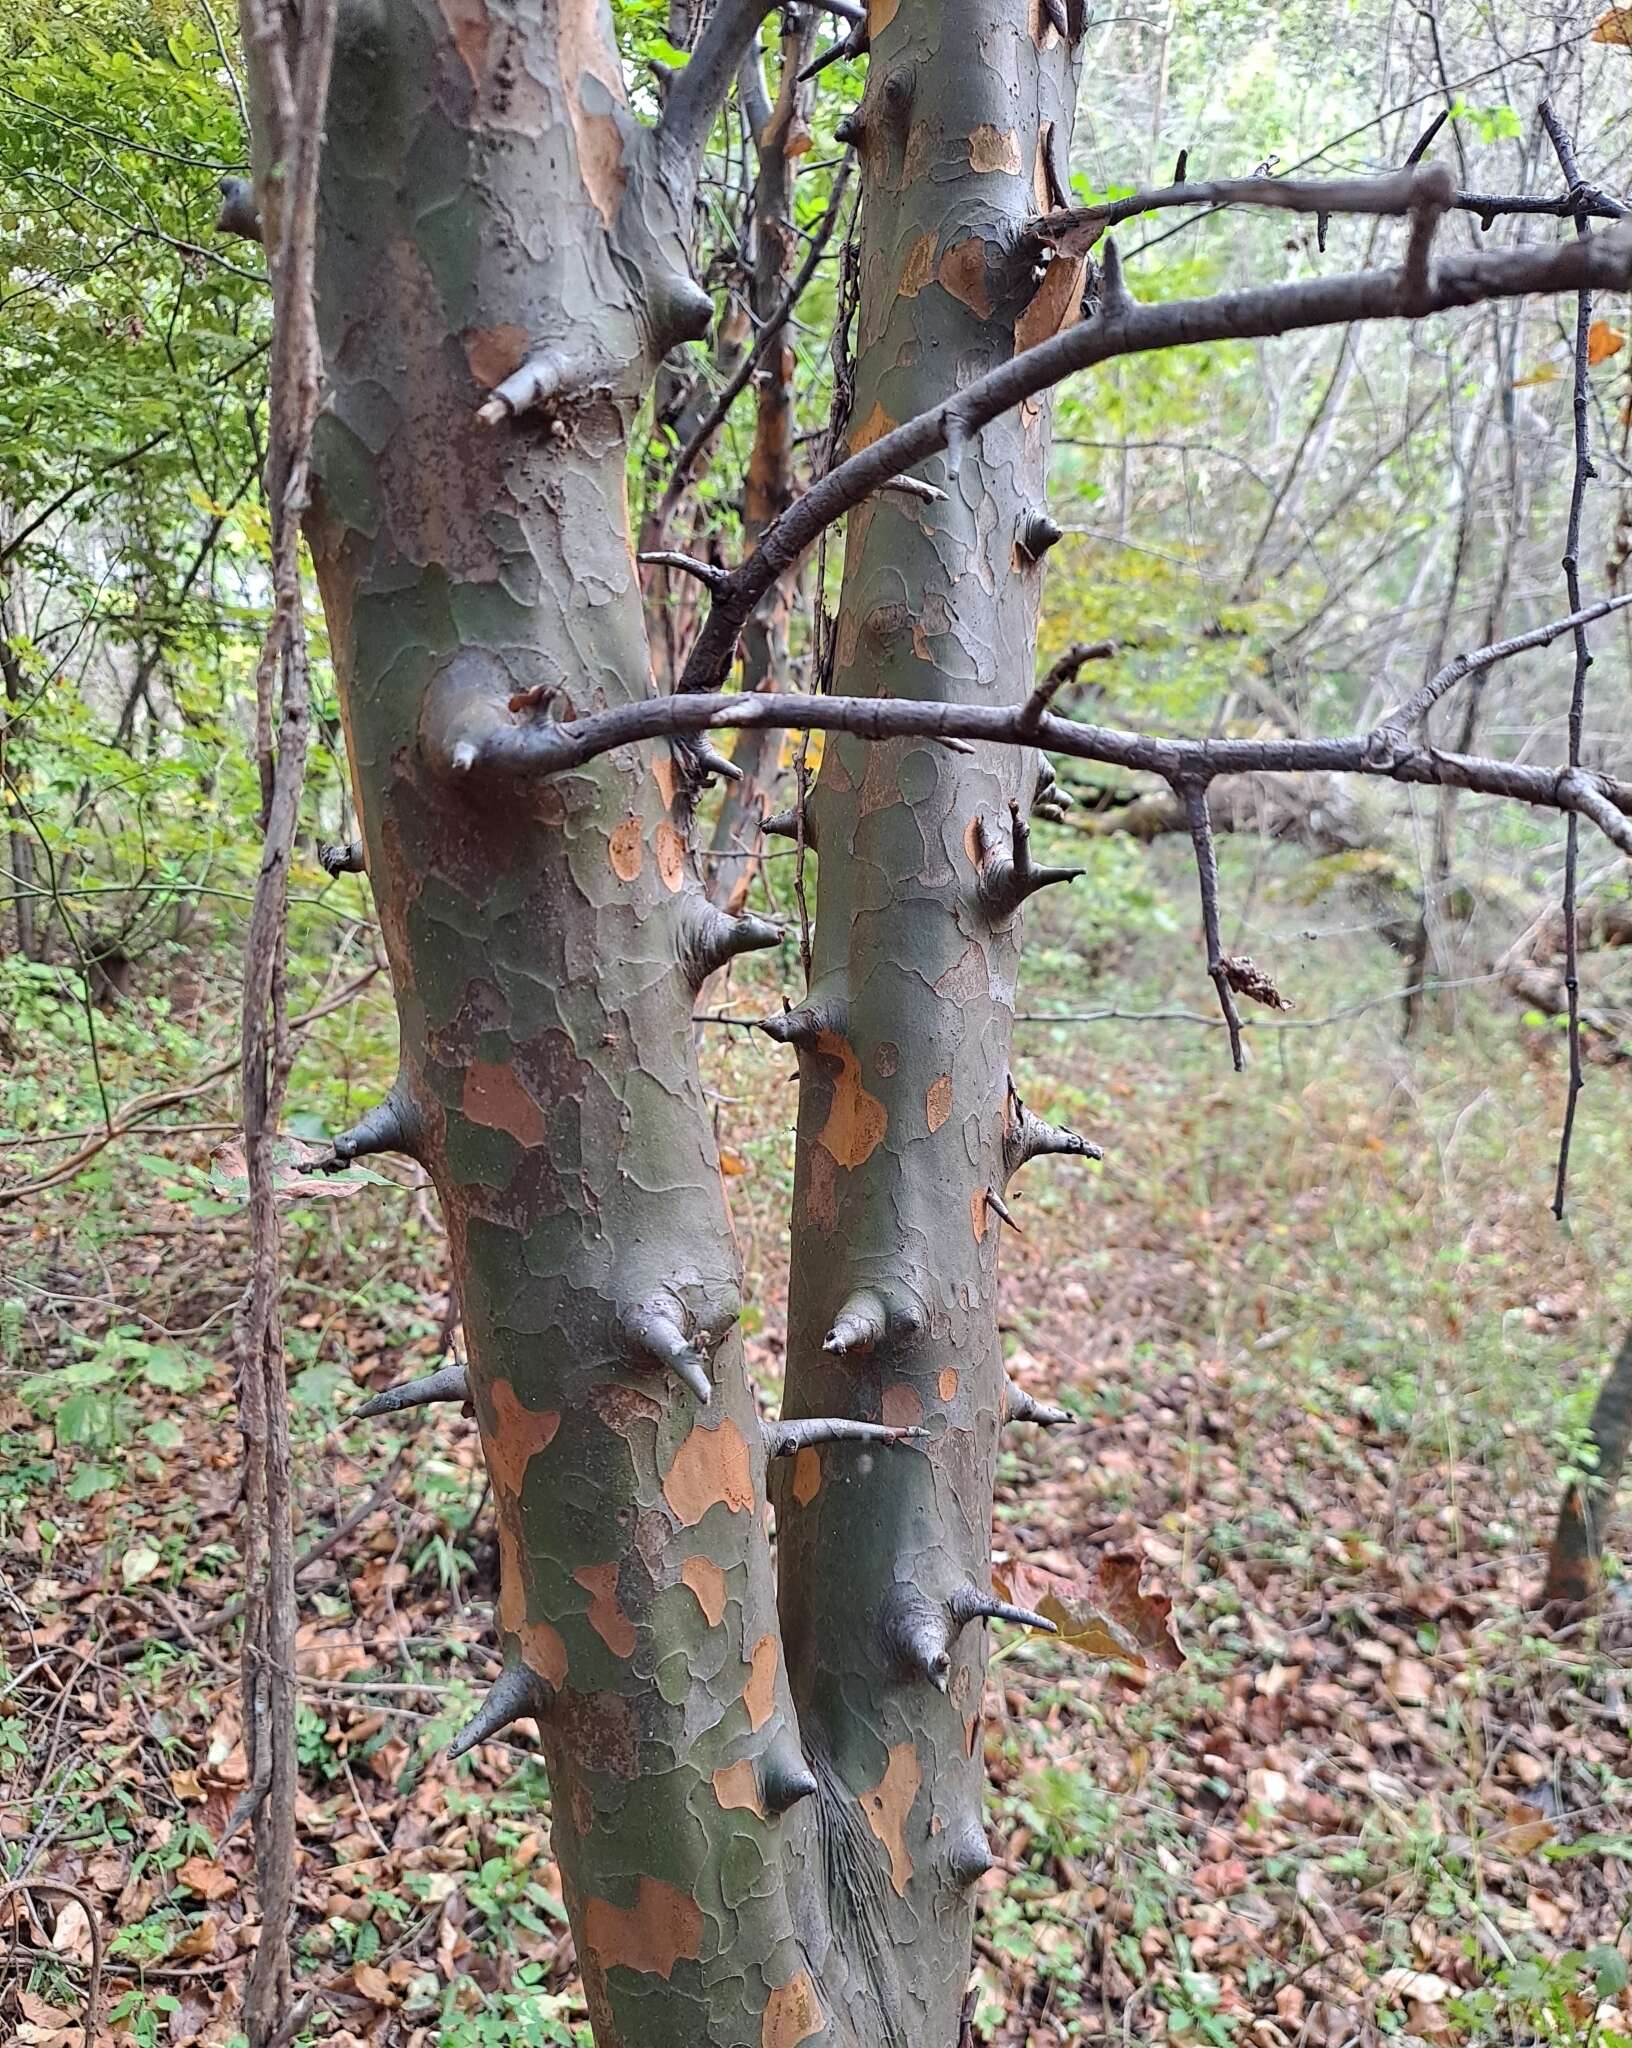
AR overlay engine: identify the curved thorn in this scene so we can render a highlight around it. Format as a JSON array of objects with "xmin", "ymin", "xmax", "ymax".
[
  {"xmin": 447, "ymin": 1659, "xmax": 548, "ymax": 1761},
  {"xmin": 984, "ymin": 1187, "xmax": 1023, "ymax": 1236},
  {"xmin": 680, "ymin": 895, "xmax": 785, "ymax": 987},
  {"xmin": 948, "ymin": 1820, "xmax": 996, "ymax": 1888},
  {"xmin": 1003, "ymin": 1378, "xmax": 1070, "ymax": 1427},
  {"xmin": 949, "ymin": 1587, "xmax": 1058, "ymax": 1635},
  {"xmin": 799, "ymin": 25, "xmax": 867, "ymax": 81},
  {"xmin": 322, "ymin": 1081, "xmax": 421, "ymax": 1170},
  {"xmin": 1004, "ymin": 1086, "xmax": 1103, "ymax": 1181},
  {"xmin": 823, "ymin": 1287, "xmax": 888, "ymax": 1356},
  {"xmin": 761, "ymin": 804, "xmax": 813, "ymax": 845},
  {"xmin": 763, "ymin": 1754, "xmax": 820, "ymax": 1814},
  {"xmin": 317, "ymin": 837, "xmax": 365, "ymax": 877},
  {"xmin": 879, "ymin": 1585, "xmax": 954, "ymax": 1690},
  {"xmin": 1018, "ymin": 509, "xmax": 1064, "ymax": 562},
  {"xmin": 766, "ymin": 1417, "xmax": 927, "ymax": 1458},
  {"xmin": 684, "ymin": 736, "xmax": 744, "ymax": 786},
  {"xmin": 624, "ymin": 1299, "xmax": 712, "ymax": 1405},
  {"xmin": 757, "ymin": 1004, "xmax": 827, "ymax": 1048},
  {"xmin": 1042, "ymin": 0, "xmax": 1069, "ymax": 30},
  {"xmin": 355, "ymin": 1361, "xmax": 470, "ymax": 1420},
  {"xmin": 979, "ymin": 800, "xmax": 1085, "ymax": 920}
]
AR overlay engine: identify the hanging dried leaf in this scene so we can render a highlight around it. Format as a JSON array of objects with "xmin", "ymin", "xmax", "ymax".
[
  {"xmin": 210, "ymin": 1137, "xmax": 388, "ymax": 1200},
  {"xmin": 1590, "ymin": 6, "xmax": 1632, "ymax": 45},
  {"xmin": 1588, "ymin": 318, "xmax": 1627, "ymax": 366}
]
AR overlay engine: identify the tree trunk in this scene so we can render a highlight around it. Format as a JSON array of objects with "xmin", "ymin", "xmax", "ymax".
[
  {"xmin": 1542, "ymin": 1323, "xmax": 1632, "ymax": 1610},
  {"xmin": 770, "ymin": 7, "xmax": 1087, "ymax": 2040},
  {"xmin": 704, "ymin": 16, "xmax": 813, "ymax": 910},
  {"xmin": 282, "ymin": 8, "xmax": 814, "ymax": 2042}
]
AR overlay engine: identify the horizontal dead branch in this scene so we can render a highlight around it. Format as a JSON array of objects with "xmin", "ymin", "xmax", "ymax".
[
  {"xmin": 452, "ymin": 686, "xmax": 1632, "ymax": 857},
  {"xmin": 652, "ymin": 196, "xmax": 1632, "ymax": 695}
]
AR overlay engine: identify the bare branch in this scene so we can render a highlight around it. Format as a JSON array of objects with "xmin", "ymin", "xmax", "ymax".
[
  {"xmin": 658, "ymin": 0, "xmax": 781, "ymax": 183},
  {"xmin": 657, "ymin": 201, "xmax": 1632, "ymax": 696},
  {"xmin": 1180, "ymin": 782, "xmax": 1246, "ymax": 1071}
]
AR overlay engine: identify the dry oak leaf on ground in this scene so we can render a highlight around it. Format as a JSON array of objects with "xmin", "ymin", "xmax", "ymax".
[{"xmin": 995, "ymin": 1550, "xmax": 1184, "ymax": 1672}]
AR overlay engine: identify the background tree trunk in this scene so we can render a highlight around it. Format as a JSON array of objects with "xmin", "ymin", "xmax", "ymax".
[{"xmin": 1542, "ymin": 1324, "xmax": 1632, "ymax": 1609}]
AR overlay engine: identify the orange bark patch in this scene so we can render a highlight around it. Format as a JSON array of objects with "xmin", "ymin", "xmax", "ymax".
[
  {"xmin": 609, "ymin": 816, "xmax": 643, "ymax": 882},
  {"xmin": 848, "ymin": 400, "xmax": 896, "ymax": 455},
  {"xmin": 939, "ymin": 238, "xmax": 994, "ymax": 318},
  {"xmin": 462, "ymin": 322, "xmax": 528, "ymax": 390},
  {"xmin": 582, "ymin": 1878, "xmax": 703, "ymax": 1980},
  {"xmin": 1015, "ymin": 254, "xmax": 1087, "ymax": 355},
  {"xmin": 971, "ymin": 1187, "xmax": 989, "ymax": 1241},
  {"xmin": 791, "ymin": 1445, "xmax": 822, "ymax": 1506},
  {"xmin": 969, "ymin": 124, "xmax": 1021, "ymax": 174},
  {"xmin": 860, "ymin": 1743, "xmax": 921, "ymax": 1897},
  {"xmin": 497, "ymin": 1514, "xmax": 525, "ymax": 1631},
  {"xmin": 558, "ymin": 0, "xmax": 628, "ymax": 228},
  {"xmin": 867, "ymin": 0, "xmax": 899, "ymax": 28},
  {"xmin": 662, "ymin": 1418, "xmax": 755, "ymax": 1527},
  {"xmin": 653, "ymin": 754, "xmax": 678, "ymax": 810},
  {"xmin": 882, "ymin": 1383, "xmax": 924, "ymax": 1431},
  {"xmin": 484, "ymin": 1379, "xmax": 561, "ymax": 1497},
  {"xmin": 963, "ymin": 813, "xmax": 984, "ymax": 869},
  {"xmin": 712, "ymin": 1759, "xmax": 764, "ymax": 1819},
  {"xmin": 813, "ymin": 1030, "xmax": 888, "ymax": 1169},
  {"xmin": 436, "ymin": 0, "xmax": 491, "ymax": 85},
  {"xmin": 680, "ymin": 1554, "xmax": 727, "ymax": 1627},
  {"xmin": 763, "ymin": 1971, "xmax": 823, "ymax": 2048},
  {"xmin": 745, "ymin": 1633, "xmax": 778, "ymax": 1731},
  {"xmin": 518, "ymin": 1618, "xmax": 569, "ymax": 1688},
  {"xmin": 574, "ymin": 1562, "xmax": 637, "ymax": 1659},
  {"xmin": 656, "ymin": 818, "xmax": 687, "ymax": 892},
  {"xmin": 926, "ymin": 1074, "xmax": 953, "ymax": 1133},
  {"xmin": 898, "ymin": 231, "xmax": 938, "ymax": 299},
  {"xmin": 463, "ymin": 1061, "xmax": 546, "ymax": 1148},
  {"xmin": 938, "ymin": 1368, "xmax": 959, "ymax": 1402}
]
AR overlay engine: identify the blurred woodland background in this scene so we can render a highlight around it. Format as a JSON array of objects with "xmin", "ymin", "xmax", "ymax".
[{"xmin": 3, "ymin": 0, "xmax": 1632, "ymax": 2042}]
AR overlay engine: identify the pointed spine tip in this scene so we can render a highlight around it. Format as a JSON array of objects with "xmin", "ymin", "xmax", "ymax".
[
  {"xmin": 326, "ymin": 1081, "xmax": 421, "ymax": 1168},
  {"xmin": 1003, "ymin": 1379, "xmax": 1070, "ymax": 1428},
  {"xmin": 879, "ymin": 1585, "xmax": 954, "ymax": 1691},
  {"xmin": 317, "ymin": 837, "xmax": 365, "ymax": 877},
  {"xmin": 355, "ymin": 1361, "xmax": 470, "ymax": 1420},
  {"xmin": 680, "ymin": 896, "xmax": 784, "ymax": 987},
  {"xmin": 1018, "ymin": 510, "xmax": 1064, "ymax": 562},
  {"xmin": 949, "ymin": 1587, "xmax": 1057, "ymax": 1635},
  {"xmin": 822, "ymin": 1287, "xmax": 887, "ymax": 1356},
  {"xmin": 766, "ymin": 1417, "xmax": 927, "ymax": 1459},
  {"xmin": 447, "ymin": 1659, "xmax": 548, "ymax": 1761},
  {"xmin": 624, "ymin": 1297, "xmax": 713, "ymax": 1405},
  {"xmin": 757, "ymin": 1005, "xmax": 825, "ymax": 1048},
  {"xmin": 984, "ymin": 1188, "xmax": 1023, "ymax": 1236},
  {"xmin": 762, "ymin": 1751, "xmax": 819, "ymax": 1814}
]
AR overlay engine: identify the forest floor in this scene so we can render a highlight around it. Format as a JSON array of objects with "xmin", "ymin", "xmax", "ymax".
[{"xmin": 3, "ymin": 862, "xmax": 1631, "ymax": 2048}]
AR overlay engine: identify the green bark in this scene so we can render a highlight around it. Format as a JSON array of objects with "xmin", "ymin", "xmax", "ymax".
[
  {"xmin": 770, "ymin": 4, "xmax": 1086, "ymax": 2041},
  {"xmin": 282, "ymin": 6, "xmax": 815, "ymax": 2042}
]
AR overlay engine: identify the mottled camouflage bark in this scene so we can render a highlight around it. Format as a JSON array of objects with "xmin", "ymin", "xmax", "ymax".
[
  {"xmin": 261, "ymin": 5, "xmax": 817, "ymax": 2043},
  {"xmin": 1543, "ymin": 1323, "xmax": 1632, "ymax": 1608},
  {"xmin": 770, "ymin": 4, "xmax": 1089, "ymax": 2042}
]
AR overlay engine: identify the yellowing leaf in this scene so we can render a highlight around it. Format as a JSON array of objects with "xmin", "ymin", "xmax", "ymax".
[
  {"xmin": 995, "ymin": 1550, "xmax": 1184, "ymax": 1673},
  {"xmin": 718, "ymin": 1148, "xmax": 750, "ymax": 1178},
  {"xmin": 1588, "ymin": 319, "xmax": 1626, "ymax": 366},
  {"xmin": 1591, "ymin": 6, "xmax": 1632, "ymax": 45},
  {"xmin": 1513, "ymin": 362, "xmax": 1564, "ymax": 389}
]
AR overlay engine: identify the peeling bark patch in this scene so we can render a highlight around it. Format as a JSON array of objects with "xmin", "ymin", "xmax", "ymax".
[
  {"xmin": 882, "ymin": 1383, "xmax": 924, "ymax": 1431},
  {"xmin": 926, "ymin": 1074, "xmax": 953, "ymax": 1132},
  {"xmin": 867, "ymin": 0, "xmax": 900, "ymax": 30},
  {"xmin": 518, "ymin": 1618, "xmax": 569, "ymax": 1688},
  {"xmin": 484, "ymin": 1379, "xmax": 561, "ymax": 1496},
  {"xmin": 938, "ymin": 1368, "xmax": 959, "ymax": 1402},
  {"xmin": 898, "ymin": 231, "xmax": 938, "ymax": 299},
  {"xmin": 591, "ymin": 1382, "xmax": 664, "ymax": 1439},
  {"xmin": 1015, "ymin": 254, "xmax": 1087, "ymax": 355},
  {"xmin": 713, "ymin": 1759, "xmax": 765, "ymax": 1819},
  {"xmin": 791, "ymin": 1445, "xmax": 821, "ymax": 1506},
  {"xmin": 609, "ymin": 815, "xmax": 643, "ymax": 882},
  {"xmin": 745, "ymin": 1634, "xmax": 778, "ymax": 1732},
  {"xmin": 971, "ymin": 1187, "xmax": 988, "ymax": 1241},
  {"xmin": 762, "ymin": 1971, "xmax": 823, "ymax": 2047},
  {"xmin": 497, "ymin": 1514, "xmax": 525, "ymax": 1630},
  {"xmin": 575, "ymin": 1561, "xmax": 637, "ymax": 1658},
  {"xmin": 938, "ymin": 238, "xmax": 994, "ymax": 318},
  {"xmin": 656, "ymin": 818, "xmax": 686, "ymax": 892},
  {"xmin": 462, "ymin": 322, "xmax": 528, "ymax": 391},
  {"xmin": 436, "ymin": 0, "xmax": 490, "ymax": 86},
  {"xmin": 680, "ymin": 1555, "xmax": 728, "ymax": 1627},
  {"xmin": 557, "ymin": 0, "xmax": 628, "ymax": 229},
  {"xmin": 813, "ymin": 1030, "xmax": 888, "ymax": 1169},
  {"xmin": 860, "ymin": 1744, "xmax": 921, "ymax": 1898},
  {"xmin": 663, "ymin": 1418, "xmax": 755, "ymax": 1526},
  {"xmin": 848, "ymin": 400, "xmax": 896, "ymax": 456},
  {"xmin": 969, "ymin": 124, "xmax": 1022, "ymax": 174},
  {"xmin": 965, "ymin": 1711, "xmax": 980, "ymax": 1758},
  {"xmin": 582, "ymin": 1878, "xmax": 703, "ymax": 1979},
  {"xmin": 463, "ymin": 1061, "xmax": 547, "ymax": 1148},
  {"xmin": 653, "ymin": 754, "xmax": 679, "ymax": 810}
]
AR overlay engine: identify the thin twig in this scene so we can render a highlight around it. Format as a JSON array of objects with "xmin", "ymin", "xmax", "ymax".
[
  {"xmin": 1179, "ymin": 782, "xmax": 1245, "ymax": 1070},
  {"xmin": 1541, "ymin": 100, "xmax": 1599, "ymax": 1220},
  {"xmin": 0, "ymin": 1880, "xmax": 103, "ymax": 2043}
]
